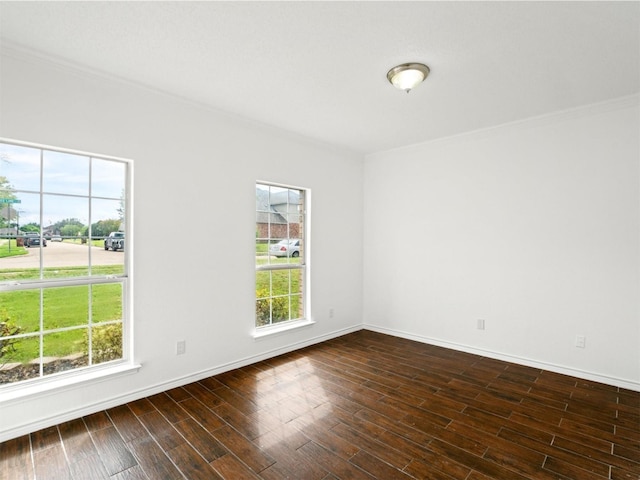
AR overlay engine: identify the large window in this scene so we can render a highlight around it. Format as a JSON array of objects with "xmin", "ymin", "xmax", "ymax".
[
  {"xmin": 256, "ymin": 183, "xmax": 307, "ymax": 328},
  {"xmin": 0, "ymin": 140, "xmax": 130, "ymax": 387}
]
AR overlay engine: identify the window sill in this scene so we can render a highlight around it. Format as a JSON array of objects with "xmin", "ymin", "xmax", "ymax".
[
  {"xmin": 253, "ymin": 318, "xmax": 315, "ymax": 339},
  {"xmin": 0, "ymin": 362, "xmax": 142, "ymax": 406}
]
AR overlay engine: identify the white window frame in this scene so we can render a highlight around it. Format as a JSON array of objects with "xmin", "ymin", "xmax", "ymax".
[
  {"xmin": 254, "ymin": 181, "xmax": 312, "ymax": 338},
  {"xmin": 0, "ymin": 138, "xmax": 137, "ymax": 401}
]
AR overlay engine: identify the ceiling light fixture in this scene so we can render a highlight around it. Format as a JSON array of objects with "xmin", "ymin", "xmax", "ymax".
[{"xmin": 387, "ymin": 63, "xmax": 430, "ymax": 93}]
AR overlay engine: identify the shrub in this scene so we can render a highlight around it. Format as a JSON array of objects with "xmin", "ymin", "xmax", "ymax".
[
  {"xmin": 0, "ymin": 310, "xmax": 23, "ymax": 365},
  {"xmin": 256, "ymin": 288, "xmax": 290, "ymax": 327},
  {"xmin": 85, "ymin": 324, "xmax": 123, "ymax": 364}
]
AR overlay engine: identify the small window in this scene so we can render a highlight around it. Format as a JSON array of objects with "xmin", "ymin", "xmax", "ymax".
[
  {"xmin": 0, "ymin": 140, "xmax": 131, "ymax": 387},
  {"xmin": 256, "ymin": 183, "xmax": 307, "ymax": 328}
]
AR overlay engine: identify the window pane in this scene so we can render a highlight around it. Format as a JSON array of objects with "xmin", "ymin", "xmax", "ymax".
[
  {"xmin": 256, "ymin": 298, "xmax": 270, "ymax": 327},
  {"xmin": 92, "ymin": 283, "xmax": 122, "ymax": 323},
  {"xmin": 0, "ymin": 289, "xmax": 41, "ymax": 334},
  {"xmin": 92, "ymin": 198, "xmax": 123, "ymax": 231},
  {"xmin": 0, "ymin": 143, "xmax": 40, "ymax": 192},
  {"xmin": 43, "ymin": 330, "xmax": 88, "ymax": 375},
  {"xmin": 272, "ymin": 298, "xmax": 291, "ymax": 324},
  {"xmin": 92, "ymin": 159, "xmax": 125, "ymax": 199},
  {"xmin": 256, "ymin": 271, "xmax": 270, "ymax": 297},
  {"xmin": 43, "ymin": 285, "xmax": 89, "ymax": 330},
  {"xmin": 42, "ymin": 150, "xmax": 89, "ymax": 196},
  {"xmin": 42, "ymin": 194, "xmax": 91, "ymax": 278},
  {"xmin": 90, "ymin": 323, "xmax": 123, "ymax": 365},
  {"xmin": 92, "ymin": 198, "xmax": 125, "ymax": 274},
  {"xmin": 11, "ymin": 191, "xmax": 40, "ymax": 227},
  {"xmin": 0, "ymin": 335, "xmax": 40, "ymax": 384},
  {"xmin": 271, "ymin": 269, "xmax": 291, "ymax": 297},
  {"xmin": 1, "ymin": 191, "xmax": 41, "ymax": 280},
  {"xmin": 291, "ymin": 269, "xmax": 304, "ymax": 318},
  {"xmin": 2, "ymin": 191, "xmax": 37, "ymax": 254},
  {"xmin": 44, "ymin": 194, "xmax": 89, "ymax": 238},
  {"xmin": 256, "ymin": 239, "xmax": 268, "ymax": 262}
]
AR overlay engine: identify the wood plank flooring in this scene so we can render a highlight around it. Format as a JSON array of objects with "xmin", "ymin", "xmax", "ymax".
[{"xmin": 1, "ymin": 330, "xmax": 639, "ymax": 479}]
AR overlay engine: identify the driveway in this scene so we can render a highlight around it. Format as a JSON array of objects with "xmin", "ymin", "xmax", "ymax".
[{"xmin": 0, "ymin": 241, "xmax": 124, "ymax": 269}]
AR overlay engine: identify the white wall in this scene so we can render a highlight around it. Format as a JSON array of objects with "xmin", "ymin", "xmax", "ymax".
[
  {"xmin": 0, "ymin": 50, "xmax": 364, "ymax": 440},
  {"xmin": 364, "ymin": 97, "xmax": 640, "ymax": 390},
  {"xmin": 1, "ymin": 47, "xmax": 638, "ymax": 442}
]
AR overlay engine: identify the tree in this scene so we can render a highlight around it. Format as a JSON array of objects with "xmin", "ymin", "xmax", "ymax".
[
  {"xmin": 90, "ymin": 219, "xmax": 121, "ymax": 238},
  {"xmin": 50, "ymin": 218, "xmax": 84, "ymax": 235},
  {"xmin": 50, "ymin": 218, "xmax": 85, "ymax": 239},
  {"xmin": 60, "ymin": 224, "xmax": 83, "ymax": 237},
  {"xmin": 117, "ymin": 189, "xmax": 125, "ymax": 222},
  {"xmin": 0, "ymin": 177, "xmax": 16, "ymax": 199},
  {"xmin": 20, "ymin": 222, "xmax": 40, "ymax": 233},
  {"xmin": 0, "ymin": 176, "xmax": 18, "ymax": 228}
]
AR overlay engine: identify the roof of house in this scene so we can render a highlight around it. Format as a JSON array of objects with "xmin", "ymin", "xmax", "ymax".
[{"xmin": 256, "ymin": 188, "xmax": 287, "ymax": 225}]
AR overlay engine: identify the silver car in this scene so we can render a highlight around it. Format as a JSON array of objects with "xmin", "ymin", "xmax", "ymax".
[{"xmin": 269, "ymin": 239, "xmax": 300, "ymax": 258}]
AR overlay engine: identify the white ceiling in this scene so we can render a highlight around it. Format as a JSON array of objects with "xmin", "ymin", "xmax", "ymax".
[{"xmin": 1, "ymin": 1, "xmax": 638, "ymax": 154}]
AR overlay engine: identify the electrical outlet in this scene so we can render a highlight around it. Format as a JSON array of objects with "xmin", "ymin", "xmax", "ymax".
[
  {"xmin": 329, "ymin": 308, "xmax": 334, "ymax": 318},
  {"xmin": 477, "ymin": 319, "xmax": 485, "ymax": 330},
  {"xmin": 176, "ymin": 340, "xmax": 186, "ymax": 355},
  {"xmin": 575, "ymin": 335, "xmax": 586, "ymax": 348}
]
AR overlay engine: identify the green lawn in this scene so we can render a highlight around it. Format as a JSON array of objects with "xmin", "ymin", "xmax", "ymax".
[
  {"xmin": 65, "ymin": 238, "xmax": 105, "ymax": 248},
  {"xmin": 0, "ymin": 264, "xmax": 124, "ymax": 283},
  {"xmin": 255, "ymin": 255, "xmax": 303, "ymax": 326},
  {"xmin": 0, "ymin": 240, "xmax": 27, "ymax": 258},
  {"xmin": 1, "ymin": 271, "xmax": 123, "ymax": 363}
]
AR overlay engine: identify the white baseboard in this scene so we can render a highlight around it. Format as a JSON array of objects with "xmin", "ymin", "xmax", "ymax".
[
  {"xmin": 0, "ymin": 324, "xmax": 362, "ymax": 443},
  {"xmin": 364, "ymin": 324, "xmax": 640, "ymax": 392}
]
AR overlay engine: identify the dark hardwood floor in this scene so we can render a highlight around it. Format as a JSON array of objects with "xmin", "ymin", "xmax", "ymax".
[{"xmin": 1, "ymin": 330, "xmax": 639, "ymax": 479}]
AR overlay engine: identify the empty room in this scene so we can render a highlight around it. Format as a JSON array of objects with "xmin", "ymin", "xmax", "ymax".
[{"xmin": 0, "ymin": 2, "xmax": 638, "ymax": 479}]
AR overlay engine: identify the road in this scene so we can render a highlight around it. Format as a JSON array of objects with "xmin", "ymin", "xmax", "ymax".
[{"xmin": 0, "ymin": 241, "xmax": 124, "ymax": 269}]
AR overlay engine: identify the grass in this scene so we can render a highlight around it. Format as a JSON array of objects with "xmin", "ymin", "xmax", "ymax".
[
  {"xmin": 65, "ymin": 238, "xmax": 105, "ymax": 248},
  {"xmin": 1, "ymin": 271, "xmax": 123, "ymax": 363},
  {"xmin": 0, "ymin": 264, "xmax": 124, "ymax": 282},
  {"xmin": 0, "ymin": 240, "xmax": 28, "ymax": 258},
  {"xmin": 255, "ymin": 254, "xmax": 303, "ymax": 325}
]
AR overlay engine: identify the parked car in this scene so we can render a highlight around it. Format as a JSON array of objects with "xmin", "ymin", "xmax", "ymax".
[
  {"xmin": 104, "ymin": 231, "xmax": 125, "ymax": 251},
  {"xmin": 51, "ymin": 235, "xmax": 62, "ymax": 242},
  {"xmin": 24, "ymin": 233, "xmax": 47, "ymax": 247},
  {"xmin": 269, "ymin": 239, "xmax": 300, "ymax": 257}
]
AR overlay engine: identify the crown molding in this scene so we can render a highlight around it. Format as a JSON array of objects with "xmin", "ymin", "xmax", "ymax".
[{"xmin": 368, "ymin": 93, "xmax": 640, "ymax": 159}]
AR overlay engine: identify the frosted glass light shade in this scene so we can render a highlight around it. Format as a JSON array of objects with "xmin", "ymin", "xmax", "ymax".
[{"xmin": 387, "ymin": 63, "xmax": 430, "ymax": 92}]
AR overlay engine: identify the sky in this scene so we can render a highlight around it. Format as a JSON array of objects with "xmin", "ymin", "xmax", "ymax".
[{"xmin": 0, "ymin": 142, "xmax": 126, "ymax": 228}]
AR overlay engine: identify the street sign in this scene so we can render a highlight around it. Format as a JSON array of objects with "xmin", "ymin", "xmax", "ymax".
[{"xmin": 0, "ymin": 198, "xmax": 21, "ymax": 203}]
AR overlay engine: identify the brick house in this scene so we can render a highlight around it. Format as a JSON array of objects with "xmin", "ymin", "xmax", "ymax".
[{"xmin": 256, "ymin": 187, "xmax": 301, "ymax": 240}]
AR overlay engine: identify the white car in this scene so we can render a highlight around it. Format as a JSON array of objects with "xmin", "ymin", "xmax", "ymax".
[{"xmin": 269, "ymin": 239, "xmax": 300, "ymax": 258}]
